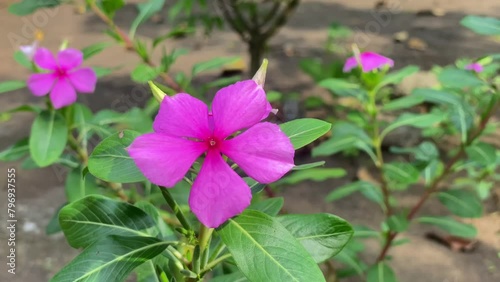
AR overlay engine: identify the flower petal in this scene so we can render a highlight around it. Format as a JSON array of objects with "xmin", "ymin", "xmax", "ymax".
[
  {"xmin": 189, "ymin": 150, "xmax": 251, "ymax": 228},
  {"xmin": 211, "ymin": 80, "xmax": 270, "ymax": 138},
  {"xmin": 49, "ymin": 79, "xmax": 77, "ymax": 109},
  {"xmin": 68, "ymin": 68, "xmax": 97, "ymax": 93},
  {"xmin": 465, "ymin": 63, "xmax": 483, "ymax": 73},
  {"xmin": 153, "ymin": 94, "xmax": 211, "ymax": 139},
  {"xmin": 27, "ymin": 73, "xmax": 55, "ymax": 96},
  {"xmin": 57, "ymin": 48, "xmax": 83, "ymax": 70},
  {"xmin": 128, "ymin": 133, "xmax": 207, "ymax": 187},
  {"xmin": 33, "ymin": 47, "xmax": 57, "ymax": 70},
  {"xmin": 343, "ymin": 52, "xmax": 394, "ymax": 73},
  {"xmin": 221, "ymin": 122, "xmax": 294, "ymax": 183}
]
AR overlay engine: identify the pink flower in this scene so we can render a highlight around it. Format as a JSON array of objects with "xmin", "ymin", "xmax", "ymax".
[
  {"xmin": 465, "ymin": 63, "xmax": 483, "ymax": 73},
  {"xmin": 27, "ymin": 48, "xmax": 97, "ymax": 109},
  {"xmin": 343, "ymin": 51, "xmax": 394, "ymax": 73},
  {"xmin": 128, "ymin": 80, "xmax": 295, "ymax": 228}
]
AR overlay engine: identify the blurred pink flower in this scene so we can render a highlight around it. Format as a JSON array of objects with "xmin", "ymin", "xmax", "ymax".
[
  {"xmin": 128, "ymin": 80, "xmax": 295, "ymax": 228},
  {"xmin": 465, "ymin": 63, "xmax": 483, "ymax": 73},
  {"xmin": 27, "ymin": 48, "xmax": 97, "ymax": 109},
  {"xmin": 343, "ymin": 51, "xmax": 394, "ymax": 73},
  {"xmin": 19, "ymin": 40, "xmax": 38, "ymax": 60}
]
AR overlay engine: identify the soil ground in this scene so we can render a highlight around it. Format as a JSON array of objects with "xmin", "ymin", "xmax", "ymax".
[{"xmin": 0, "ymin": 0, "xmax": 499, "ymax": 281}]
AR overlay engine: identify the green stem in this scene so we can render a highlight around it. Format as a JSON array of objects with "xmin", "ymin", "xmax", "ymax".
[
  {"xmin": 160, "ymin": 187, "xmax": 193, "ymax": 231},
  {"xmin": 200, "ymin": 253, "xmax": 232, "ymax": 276}
]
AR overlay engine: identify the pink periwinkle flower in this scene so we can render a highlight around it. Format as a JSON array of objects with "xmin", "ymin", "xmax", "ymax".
[
  {"xmin": 127, "ymin": 80, "xmax": 295, "ymax": 228},
  {"xmin": 343, "ymin": 51, "xmax": 394, "ymax": 73},
  {"xmin": 465, "ymin": 63, "xmax": 483, "ymax": 73},
  {"xmin": 27, "ymin": 48, "xmax": 97, "ymax": 109}
]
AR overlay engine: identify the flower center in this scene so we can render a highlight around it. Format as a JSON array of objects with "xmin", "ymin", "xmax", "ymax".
[
  {"xmin": 206, "ymin": 137, "xmax": 220, "ymax": 150},
  {"xmin": 55, "ymin": 68, "xmax": 67, "ymax": 78}
]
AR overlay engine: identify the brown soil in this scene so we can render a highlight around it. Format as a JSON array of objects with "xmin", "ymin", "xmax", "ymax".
[{"xmin": 0, "ymin": 1, "xmax": 499, "ymax": 281}]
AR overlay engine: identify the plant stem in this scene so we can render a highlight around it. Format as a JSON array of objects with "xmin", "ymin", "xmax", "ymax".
[
  {"xmin": 375, "ymin": 94, "xmax": 499, "ymax": 262},
  {"xmin": 200, "ymin": 253, "xmax": 232, "ymax": 276},
  {"xmin": 160, "ymin": 187, "xmax": 192, "ymax": 231},
  {"xmin": 88, "ymin": 0, "xmax": 183, "ymax": 93}
]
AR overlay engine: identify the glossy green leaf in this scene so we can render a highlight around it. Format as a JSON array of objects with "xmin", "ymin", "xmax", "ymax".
[
  {"xmin": 211, "ymin": 272, "xmax": 248, "ymax": 282},
  {"xmin": 466, "ymin": 142, "xmax": 497, "ymax": 166},
  {"xmin": 0, "ymin": 137, "xmax": 29, "ymax": 161},
  {"xmin": 51, "ymin": 235, "xmax": 169, "ymax": 282},
  {"xmin": 93, "ymin": 66, "xmax": 114, "ymax": 78},
  {"xmin": 461, "ymin": 15, "xmax": 500, "ymax": 36},
  {"xmin": 29, "ymin": 110, "xmax": 68, "ymax": 167},
  {"xmin": 381, "ymin": 113, "xmax": 445, "ymax": 140},
  {"xmin": 438, "ymin": 189, "xmax": 483, "ymax": 218},
  {"xmin": 132, "ymin": 64, "xmax": 160, "ymax": 83},
  {"xmin": 129, "ymin": 0, "xmax": 166, "ymax": 38},
  {"xmin": 299, "ymin": 58, "xmax": 325, "ymax": 82},
  {"xmin": 418, "ymin": 216, "xmax": 477, "ymax": 238},
  {"xmin": 280, "ymin": 118, "xmax": 332, "ymax": 149},
  {"xmin": 81, "ymin": 42, "xmax": 112, "ymax": 60},
  {"xmin": 244, "ymin": 178, "xmax": 266, "ymax": 195},
  {"xmin": 292, "ymin": 161, "xmax": 325, "ymax": 170},
  {"xmin": 8, "ymin": 0, "xmax": 60, "ymax": 15},
  {"xmin": 217, "ymin": 210, "xmax": 325, "ymax": 282},
  {"xmin": 312, "ymin": 122, "xmax": 374, "ymax": 158},
  {"xmin": 88, "ymin": 130, "xmax": 147, "ymax": 183},
  {"xmin": 59, "ymin": 195, "xmax": 156, "ymax": 248},
  {"xmin": 134, "ymin": 260, "xmax": 160, "ymax": 282},
  {"xmin": 376, "ymin": 65, "xmax": 419, "ymax": 91},
  {"xmin": 319, "ymin": 78, "xmax": 366, "ymax": 99},
  {"xmin": 14, "ymin": 50, "xmax": 32, "ymax": 68},
  {"xmin": 276, "ymin": 168, "xmax": 346, "ymax": 185},
  {"xmin": 248, "ymin": 197, "xmax": 284, "ymax": 216},
  {"xmin": 101, "ymin": 0, "xmax": 125, "ymax": 16},
  {"xmin": 65, "ymin": 166, "xmax": 101, "ymax": 203},
  {"xmin": 326, "ymin": 181, "xmax": 377, "ymax": 202},
  {"xmin": 0, "ymin": 80, "xmax": 26, "ymax": 93},
  {"xmin": 278, "ymin": 213, "xmax": 354, "ymax": 263},
  {"xmin": 383, "ymin": 162, "xmax": 420, "ymax": 190},
  {"xmin": 367, "ymin": 262, "xmax": 397, "ymax": 282},
  {"xmin": 382, "ymin": 95, "xmax": 426, "ymax": 111},
  {"xmin": 134, "ymin": 201, "xmax": 175, "ymax": 240},
  {"xmin": 192, "ymin": 57, "xmax": 239, "ymax": 76},
  {"xmin": 438, "ymin": 68, "xmax": 484, "ymax": 88}
]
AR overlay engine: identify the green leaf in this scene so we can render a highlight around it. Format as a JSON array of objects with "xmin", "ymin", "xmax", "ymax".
[
  {"xmin": 280, "ymin": 118, "xmax": 332, "ymax": 149},
  {"xmin": 292, "ymin": 161, "xmax": 325, "ymax": 170},
  {"xmin": 438, "ymin": 189, "xmax": 483, "ymax": 218},
  {"xmin": 248, "ymin": 198, "xmax": 284, "ymax": 216},
  {"xmin": 211, "ymin": 272, "xmax": 248, "ymax": 282},
  {"xmin": 81, "ymin": 42, "xmax": 112, "ymax": 60},
  {"xmin": 326, "ymin": 181, "xmax": 377, "ymax": 202},
  {"xmin": 217, "ymin": 210, "xmax": 325, "ymax": 282},
  {"xmin": 382, "ymin": 95, "xmax": 426, "ymax": 111},
  {"xmin": 14, "ymin": 50, "xmax": 32, "ymax": 68},
  {"xmin": 312, "ymin": 122, "xmax": 374, "ymax": 158},
  {"xmin": 461, "ymin": 15, "xmax": 500, "ymax": 36},
  {"xmin": 101, "ymin": 0, "xmax": 125, "ymax": 16},
  {"xmin": 29, "ymin": 110, "xmax": 68, "ymax": 167},
  {"xmin": 390, "ymin": 141, "xmax": 439, "ymax": 163},
  {"xmin": 59, "ymin": 195, "xmax": 156, "ymax": 248},
  {"xmin": 376, "ymin": 65, "xmax": 419, "ymax": 90},
  {"xmin": 8, "ymin": 0, "xmax": 61, "ymax": 15},
  {"xmin": 65, "ymin": 166, "xmax": 101, "ymax": 202},
  {"xmin": 299, "ymin": 58, "xmax": 325, "ymax": 82},
  {"xmin": 418, "ymin": 216, "xmax": 477, "ymax": 238},
  {"xmin": 134, "ymin": 201, "xmax": 175, "ymax": 240},
  {"xmin": 466, "ymin": 142, "xmax": 497, "ymax": 167},
  {"xmin": 0, "ymin": 137, "xmax": 29, "ymax": 161},
  {"xmin": 411, "ymin": 88, "xmax": 461, "ymax": 105},
  {"xmin": 276, "ymin": 168, "xmax": 346, "ymax": 185},
  {"xmin": 383, "ymin": 162, "xmax": 420, "ymax": 190},
  {"xmin": 0, "ymin": 80, "xmax": 26, "ymax": 93},
  {"xmin": 129, "ymin": 0, "xmax": 166, "ymax": 38},
  {"xmin": 385, "ymin": 214, "xmax": 409, "ymax": 232},
  {"xmin": 381, "ymin": 112, "xmax": 445, "ymax": 140},
  {"xmin": 50, "ymin": 235, "xmax": 169, "ymax": 282},
  {"xmin": 191, "ymin": 57, "xmax": 239, "ymax": 76},
  {"xmin": 438, "ymin": 68, "xmax": 484, "ymax": 88},
  {"xmin": 278, "ymin": 213, "xmax": 354, "ymax": 263},
  {"xmin": 132, "ymin": 64, "xmax": 160, "ymax": 83},
  {"xmin": 46, "ymin": 203, "xmax": 66, "ymax": 235},
  {"xmin": 319, "ymin": 78, "xmax": 366, "ymax": 99},
  {"xmin": 88, "ymin": 130, "xmax": 146, "ymax": 183},
  {"xmin": 244, "ymin": 178, "xmax": 266, "ymax": 195},
  {"xmin": 367, "ymin": 262, "xmax": 397, "ymax": 282},
  {"xmin": 134, "ymin": 260, "xmax": 160, "ymax": 282},
  {"xmin": 93, "ymin": 66, "xmax": 113, "ymax": 78}
]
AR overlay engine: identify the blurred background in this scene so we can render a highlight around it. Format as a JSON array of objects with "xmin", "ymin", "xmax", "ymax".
[{"xmin": 0, "ymin": 0, "xmax": 499, "ymax": 281}]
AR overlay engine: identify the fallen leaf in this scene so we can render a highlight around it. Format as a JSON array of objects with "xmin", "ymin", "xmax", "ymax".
[{"xmin": 407, "ymin": 37, "xmax": 428, "ymax": 51}]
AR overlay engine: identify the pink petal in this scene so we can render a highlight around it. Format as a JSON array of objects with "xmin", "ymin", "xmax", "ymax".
[
  {"xmin": 33, "ymin": 48, "xmax": 57, "ymax": 70},
  {"xmin": 68, "ymin": 68, "xmax": 97, "ymax": 93},
  {"xmin": 153, "ymin": 94, "xmax": 211, "ymax": 139},
  {"xmin": 57, "ymin": 48, "xmax": 83, "ymax": 70},
  {"xmin": 49, "ymin": 79, "xmax": 77, "ymax": 109},
  {"xmin": 189, "ymin": 150, "xmax": 251, "ymax": 228},
  {"xmin": 343, "ymin": 52, "xmax": 394, "ymax": 73},
  {"xmin": 27, "ymin": 73, "xmax": 55, "ymax": 96},
  {"xmin": 211, "ymin": 80, "xmax": 270, "ymax": 139},
  {"xmin": 221, "ymin": 122, "xmax": 295, "ymax": 184},
  {"xmin": 465, "ymin": 63, "xmax": 483, "ymax": 73},
  {"xmin": 128, "ymin": 133, "xmax": 207, "ymax": 187}
]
